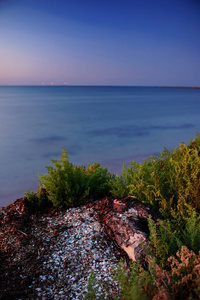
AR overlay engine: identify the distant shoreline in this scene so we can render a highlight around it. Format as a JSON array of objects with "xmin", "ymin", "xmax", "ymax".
[
  {"xmin": 0, "ymin": 85, "xmax": 200, "ymax": 88},
  {"xmin": 158, "ymin": 86, "xmax": 200, "ymax": 89}
]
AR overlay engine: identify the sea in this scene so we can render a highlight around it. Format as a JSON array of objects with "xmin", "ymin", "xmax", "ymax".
[{"xmin": 0, "ymin": 86, "xmax": 200, "ymax": 207}]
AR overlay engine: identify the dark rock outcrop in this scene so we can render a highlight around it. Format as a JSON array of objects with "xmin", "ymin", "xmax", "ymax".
[{"xmin": 91, "ymin": 196, "xmax": 162, "ymax": 263}]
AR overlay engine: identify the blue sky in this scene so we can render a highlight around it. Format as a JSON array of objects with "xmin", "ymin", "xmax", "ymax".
[{"xmin": 0, "ymin": 0, "xmax": 200, "ymax": 86}]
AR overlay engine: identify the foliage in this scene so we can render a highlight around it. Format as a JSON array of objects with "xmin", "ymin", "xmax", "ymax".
[
  {"xmin": 110, "ymin": 164, "xmax": 130, "ymax": 198},
  {"xmin": 111, "ymin": 246, "xmax": 200, "ymax": 300},
  {"xmin": 113, "ymin": 260, "xmax": 156, "ymax": 300},
  {"xmin": 24, "ymin": 188, "xmax": 50, "ymax": 209},
  {"xmin": 112, "ymin": 132, "xmax": 200, "ymax": 228},
  {"xmin": 38, "ymin": 148, "xmax": 88, "ymax": 207},
  {"xmin": 23, "ymin": 134, "xmax": 200, "ymax": 298},
  {"xmin": 38, "ymin": 148, "xmax": 113, "ymax": 208},
  {"xmin": 148, "ymin": 217, "xmax": 181, "ymax": 268},
  {"xmin": 147, "ymin": 211, "xmax": 200, "ymax": 268},
  {"xmin": 86, "ymin": 162, "xmax": 114, "ymax": 200},
  {"xmin": 166, "ymin": 246, "xmax": 200, "ymax": 299},
  {"xmin": 109, "ymin": 133, "xmax": 200, "ymax": 299},
  {"xmin": 180, "ymin": 211, "xmax": 200, "ymax": 254},
  {"xmin": 84, "ymin": 272, "xmax": 106, "ymax": 300}
]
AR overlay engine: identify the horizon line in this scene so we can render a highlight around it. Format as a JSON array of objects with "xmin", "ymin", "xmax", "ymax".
[{"xmin": 0, "ymin": 84, "xmax": 200, "ymax": 89}]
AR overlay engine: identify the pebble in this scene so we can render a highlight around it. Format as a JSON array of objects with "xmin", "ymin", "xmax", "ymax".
[{"xmin": 26, "ymin": 206, "xmax": 122, "ymax": 299}]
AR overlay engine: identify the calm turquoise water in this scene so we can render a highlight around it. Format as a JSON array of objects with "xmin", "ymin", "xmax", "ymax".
[{"xmin": 0, "ymin": 86, "xmax": 200, "ymax": 207}]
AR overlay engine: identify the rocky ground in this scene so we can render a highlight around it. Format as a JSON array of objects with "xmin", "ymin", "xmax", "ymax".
[
  {"xmin": 0, "ymin": 198, "xmax": 127, "ymax": 300},
  {"xmin": 0, "ymin": 196, "xmax": 160, "ymax": 299}
]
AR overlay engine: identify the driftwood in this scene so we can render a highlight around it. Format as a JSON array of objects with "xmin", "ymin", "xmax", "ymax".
[{"xmin": 92, "ymin": 196, "xmax": 162, "ymax": 263}]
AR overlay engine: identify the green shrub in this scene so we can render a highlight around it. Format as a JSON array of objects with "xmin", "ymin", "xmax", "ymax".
[
  {"xmin": 119, "ymin": 133, "xmax": 200, "ymax": 226},
  {"xmin": 113, "ymin": 247, "xmax": 200, "ymax": 300},
  {"xmin": 38, "ymin": 148, "xmax": 89, "ymax": 207},
  {"xmin": 113, "ymin": 260, "xmax": 156, "ymax": 300},
  {"xmin": 110, "ymin": 164, "xmax": 130, "ymax": 198},
  {"xmin": 147, "ymin": 212, "xmax": 200, "ymax": 268},
  {"xmin": 24, "ymin": 188, "xmax": 50, "ymax": 209},
  {"xmin": 82, "ymin": 133, "xmax": 200, "ymax": 299},
  {"xmin": 181, "ymin": 211, "xmax": 200, "ymax": 254},
  {"xmin": 148, "ymin": 217, "xmax": 181, "ymax": 268},
  {"xmin": 85, "ymin": 249, "xmax": 200, "ymax": 299},
  {"xmin": 86, "ymin": 162, "xmax": 113, "ymax": 200},
  {"xmin": 38, "ymin": 148, "xmax": 113, "ymax": 208}
]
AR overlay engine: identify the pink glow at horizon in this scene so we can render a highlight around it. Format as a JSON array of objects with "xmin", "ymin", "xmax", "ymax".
[{"xmin": 0, "ymin": 0, "xmax": 199, "ymax": 86}]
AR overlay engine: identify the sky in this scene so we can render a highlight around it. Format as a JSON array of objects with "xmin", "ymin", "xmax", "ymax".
[{"xmin": 0, "ymin": 0, "xmax": 200, "ymax": 86}]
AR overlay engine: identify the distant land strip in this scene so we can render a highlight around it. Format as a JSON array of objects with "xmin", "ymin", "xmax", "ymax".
[{"xmin": 158, "ymin": 86, "xmax": 200, "ymax": 89}]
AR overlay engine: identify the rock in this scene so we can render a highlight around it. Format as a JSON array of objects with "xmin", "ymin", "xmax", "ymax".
[
  {"xmin": 91, "ymin": 196, "xmax": 162, "ymax": 263},
  {"xmin": 0, "ymin": 195, "xmax": 161, "ymax": 299}
]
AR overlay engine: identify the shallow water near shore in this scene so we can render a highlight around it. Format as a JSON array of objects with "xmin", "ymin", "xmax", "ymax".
[{"xmin": 0, "ymin": 86, "xmax": 200, "ymax": 207}]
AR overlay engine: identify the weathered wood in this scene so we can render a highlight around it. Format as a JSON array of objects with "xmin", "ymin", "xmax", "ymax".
[{"xmin": 92, "ymin": 196, "xmax": 162, "ymax": 263}]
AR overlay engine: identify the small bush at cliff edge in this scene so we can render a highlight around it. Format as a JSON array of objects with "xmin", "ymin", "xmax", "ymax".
[
  {"xmin": 38, "ymin": 148, "xmax": 113, "ymax": 208},
  {"xmin": 24, "ymin": 188, "xmax": 51, "ymax": 209}
]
